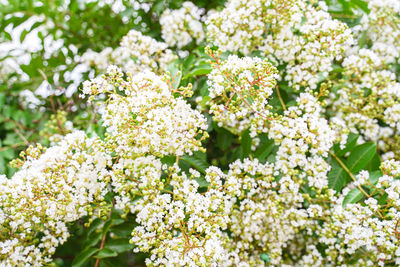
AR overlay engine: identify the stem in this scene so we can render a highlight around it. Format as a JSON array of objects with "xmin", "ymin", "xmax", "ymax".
[
  {"xmin": 94, "ymin": 202, "xmax": 114, "ymax": 267},
  {"xmin": 328, "ymin": 151, "xmax": 370, "ymax": 198},
  {"xmin": 94, "ymin": 234, "xmax": 107, "ymax": 267},
  {"xmin": 276, "ymin": 85, "xmax": 286, "ymax": 111}
]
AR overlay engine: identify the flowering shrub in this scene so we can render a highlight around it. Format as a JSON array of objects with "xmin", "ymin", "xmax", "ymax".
[{"xmin": 1, "ymin": 0, "xmax": 400, "ymax": 266}]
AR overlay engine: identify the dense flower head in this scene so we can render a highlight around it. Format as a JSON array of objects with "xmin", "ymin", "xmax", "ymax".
[
  {"xmin": 0, "ymin": 61, "xmax": 15, "ymax": 84},
  {"xmin": 269, "ymin": 93, "xmax": 335, "ymax": 189},
  {"xmin": 216, "ymin": 158, "xmax": 309, "ymax": 265},
  {"xmin": 160, "ymin": 2, "xmax": 205, "ymax": 48},
  {"xmin": 82, "ymin": 29, "xmax": 176, "ymax": 74},
  {"xmin": 82, "ymin": 67, "xmax": 208, "ymax": 157},
  {"xmin": 2, "ymin": 0, "xmax": 400, "ymax": 265},
  {"xmin": 206, "ymin": 0, "xmax": 353, "ymax": 90},
  {"xmin": 206, "ymin": 49, "xmax": 278, "ymax": 136},
  {"xmin": 328, "ymin": 48, "xmax": 400, "ymax": 158},
  {"xmin": 317, "ymin": 161, "xmax": 400, "ymax": 266},
  {"xmin": 0, "ymin": 131, "xmax": 111, "ymax": 266},
  {"xmin": 111, "ymin": 155, "xmax": 163, "ymax": 213},
  {"xmin": 130, "ymin": 164, "xmax": 230, "ymax": 266},
  {"xmin": 358, "ymin": 0, "xmax": 400, "ymax": 64}
]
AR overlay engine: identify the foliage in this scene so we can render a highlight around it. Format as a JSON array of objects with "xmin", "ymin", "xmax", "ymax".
[{"xmin": 1, "ymin": 0, "xmax": 400, "ymax": 266}]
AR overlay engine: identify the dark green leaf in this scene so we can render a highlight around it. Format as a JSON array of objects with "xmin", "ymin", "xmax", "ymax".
[
  {"xmin": 84, "ymin": 231, "xmax": 102, "ymax": 248},
  {"xmin": 215, "ymin": 127, "xmax": 234, "ymax": 151},
  {"xmin": 369, "ymin": 170, "xmax": 382, "ymax": 185},
  {"xmin": 254, "ymin": 139, "xmax": 275, "ymax": 161},
  {"xmin": 184, "ymin": 64, "xmax": 212, "ymax": 79},
  {"xmin": 352, "ymin": 0, "xmax": 370, "ymax": 13},
  {"xmin": 194, "ymin": 176, "xmax": 210, "ymax": 188},
  {"xmin": 328, "ymin": 155, "xmax": 350, "ymax": 192},
  {"xmin": 365, "ymin": 153, "xmax": 380, "ymax": 172},
  {"xmin": 71, "ymin": 247, "xmax": 99, "ymax": 267},
  {"xmin": 334, "ymin": 133, "xmax": 359, "ymax": 157},
  {"xmin": 102, "ymin": 220, "xmax": 113, "ymax": 234},
  {"xmin": 110, "ymin": 222, "xmax": 134, "ymax": 238},
  {"xmin": 20, "ymin": 29, "xmax": 29, "ymax": 43},
  {"xmin": 94, "ymin": 248, "xmax": 117, "ymax": 259},
  {"xmin": 343, "ymin": 188, "xmax": 363, "ymax": 206},
  {"xmin": 346, "ymin": 142, "xmax": 376, "ymax": 173},
  {"xmin": 104, "ymin": 238, "xmax": 134, "ymax": 253},
  {"xmin": 240, "ymin": 129, "xmax": 251, "ymax": 159},
  {"xmin": 181, "ymin": 152, "xmax": 209, "ymax": 175},
  {"xmin": 87, "ymin": 218, "xmax": 104, "ymax": 236}
]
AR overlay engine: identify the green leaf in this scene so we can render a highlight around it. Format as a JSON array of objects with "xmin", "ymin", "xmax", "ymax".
[
  {"xmin": 183, "ymin": 54, "xmax": 195, "ymax": 70},
  {"xmin": 334, "ymin": 133, "xmax": 359, "ymax": 157},
  {"xmin": 352, "ymin": 0, "xmax": 370, "ymax": 13},
  {"xmin": 84, "ymin": 231, "xmax": 102, "ymax": 248},
  {"xmin": 358, "ymin": 30, "xmax": 368, "ymax": 48},
  {"xmin": 71, "ymin": 247, "xmax": 99, "ymax": 267},
  {"xmin": 94, "ymin": 248, "xmax": 117, "ymax": 259},
  {"xmin": 102, "ymin": 220, "xmax": 113, "ymax": 234},
  {"xmin": 194, "ymin": 176, "xmax": 210, "ymax": 188},
  {"xmin": 20, "ymin": 29, "xmax": 29, "ymax": 43},
  {"xmin": 200, "ymin": 95, "xmax": 211, "ymax": 109},
  {"xmin": 369, "ymin": 170, "xmax": 382, "ymax": 185},
  {"xmin": 0, "ymin": 148, "xmax": 14, "ymax": 160},
  {"xmin": 241, "ymin": 128, "xmax": 251, "ymax": 159},
  {"xmin": 167, "ymin": 61, "xmax": 182, "ymax": 89},
  {"xmin": 0, "ymin": 157, "xmax": 6, "ymax": 174},
  {"xmin": 215, "ymin": 127, "xmax": 234, "ymax": 151},
  {"xmin": 99, "ymin": 259, "xmax": 116, "ymax": 267},
  {"xmin": 111, "ymin": 218, "xmax": 124, "ymax": 226},
  {"xmin": 254, "ymin": 139, "xmax": 275, "ymax": 161},
  {"xmin": 346, "ymin": 142, "xmax": 376, "ymax": 173},
  {"xmin": 377, "ymin": 193, "xmax": 388, "ymax": 205},
  {"xmin": 328, "ymin": 155, "xmax": 350, "ymax": 192},
  {"xmin": 110, "ymin": 222, "xmax": 134, "ymax": 238},
  {"xmin": 343, "ymin": 188, "xmax": 364, "ymax": 206},
  {"xmin": 365, "ymin": 153, "xmax": 380, "ymax": 172},
  {"xmin": 87, "ymin": 218, "xmax": 104, "ymax": 236},
  {"xmin": 184, "ymin": 64, "xmax": 212, "ymax": 79},
  {"xmin": 2, "ymin": 31, "xmax": 12, "ymax": 41},
  {"xmin": 260, "ymin": 253, "xmax": 270, "ymax": 263},
  {"xmin": 181, "ymin": 152, "xmax": 209, "ymax": 175},
  {"xmin": 104, "ymin": 238, "xmax": 134, "ymax": 253}
]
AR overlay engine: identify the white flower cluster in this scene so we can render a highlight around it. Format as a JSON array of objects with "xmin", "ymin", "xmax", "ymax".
[
  {"xmin": 206, "ymin": 0, "xmax": 352, "ymax": 90},
  {"xmin": 326, "ymin": 1, "xmax": 400, "ymax": 159},
  {"xmin": 318, "ymin": 162, "xmax": 400, "ymax": 266},
  {"xmin": 160, "ymin": 2, "xmax": 205, "ymax": 48},
  {"xmin": 196, "ymin": 94, "xmax": 336, "ymax": 265},
  {"xmin": 358, "ymin": 0, "xmax": 400, "ymax": 64},
  {"xmin": 80, "ymin": 66, "xmax": 229, "ymax": 265},
  {"xmin": 0, "ymin": 61, "xmax": 15, "ymax": 84},
  {"xmin": 269, "ymin": 93, "xmax": 336, "ymax": 189},
  {"xmin": 129, "ymin": 164, "xmax": 230, "ymax": 266},
  {"xmin": 206, "ymin": 49, "xmax": 278, "ymax": 136},
  {"xmin": 3, "ymin": 0, "xmax": 400, "ymax": 264},
  {"xmin": 215, "ymin": 159, "xmax": 310, "ymax": 265},
  {"xmin": 329, "ymin": 48, "xmax": 400, "ymax": 158},
  {"xmin": 0, "ymin": 131, "xmax": 111, "ymax": 266},
  {"xmin": 82, "ymin": 67, "xmax": 208, "ymax": 157},
  {"xmin": 82, "ymin": 29, "xmax": 176, "ymax": 74},
  {"xmin": 111, "ymin": 155, "xmax": 163, "ymax": 213}
]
